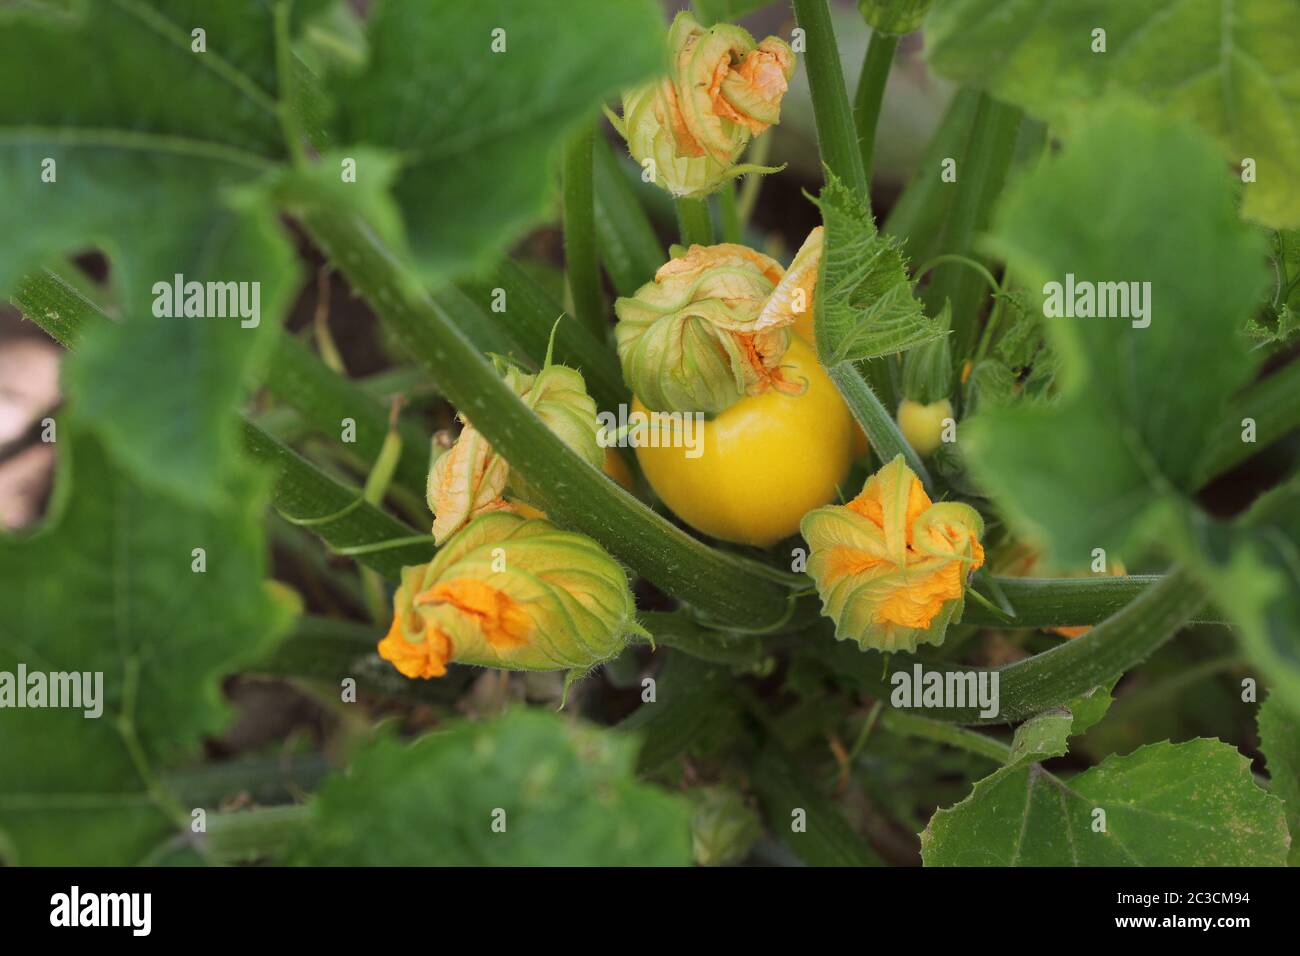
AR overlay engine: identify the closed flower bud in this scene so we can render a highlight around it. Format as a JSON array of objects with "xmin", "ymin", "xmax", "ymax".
[
  {"xmin": 801, "ymin": 455, "xmax": 985, "ymax": 652},
  {"xmin": 610, "ymin": 12, "xmax": 794, "ymax": 198},
  {"xmin": 615, "ymin": 236, "xmax": 820, "ymax": 414},
  {"xmin": 428, "ymin": 359, "xmax": 602, "ymax": 544},
  {"xmin": 379, "ymin": 512, "xmax": 639, "ymax": 678}
]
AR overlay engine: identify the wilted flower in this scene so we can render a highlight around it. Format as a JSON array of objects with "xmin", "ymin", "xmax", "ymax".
[
  {"xmin": 610, "ymin": 12, "xmax": 795, "ymax": 197},
  {"xmin": 379, "ymin": 512, "xmax": 639, "ymax": 678},
  {"xmin": 428, "ymin": 359, "xmax": 602, "ymax": 544},
  {"xmin": 614, "ymin": 229, "xmax": 822, "ymax": 414},
  {"xmin": 801, "ymin": 455, "xmax": 985, "ymax": 652}
]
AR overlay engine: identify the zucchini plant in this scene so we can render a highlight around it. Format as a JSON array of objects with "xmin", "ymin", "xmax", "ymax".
[{"xmin": 0, "ymin": 0, "xmax": 1297, "ymax": 868}]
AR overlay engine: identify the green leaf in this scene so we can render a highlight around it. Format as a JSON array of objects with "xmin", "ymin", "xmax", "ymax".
[
  {"xmin": 592, "ymin": 133, "xmax": 665, "ymax": 297},
  {"xmin": 1003, "ymin": 708, "xmax": 1072, "ymax": 769},
  {"xmin": 617, "ymin": 654, "xmax": 736, "ymax": 773},
  {"xmin": 262, "ymin": 335, "xmax": 432, "ymax": 502},
  {"xmin": 0, "ymin": 426, "xmax": 290, "ymax": 865},
  {"xmin": 242, "ymin": 421, "xmax": 437, "ymax": 581},
  {"xmin": 964, "ymin": 107, "xmax": 1269, "ymax": 566},
  {"xmin": 1257, "ymin": 694, "xmax": 1300, "ymax": 865},
  {"xmin": 0, "ymin": 0, "xmax": 308, "ymax": 505},
  {"xmin": 926, "ymin": 0, "xmax": 1300, "ymax": 229},
  {"xmin": 1066, "ymin": 682, "xmax": 1116, "ymax": 737},
  {"xmin": 856, "ymin": 0, "xmax": 934, "ymax": 35},
  {"xmin": 1191, "ymin": 476, "xmax": 1300, "ymax": 720},
  {"xmin": 288, "ymin": 709, "xmax": 692, "ymax": 865},
  {"xmin": 326, "ymin": 0, "xmax": 666, "ymax": 285},
  {"xmin": 753, "ymin": 746, "xmax": 884, "ymax": 866},
  {"xmin": 922, "ymin": 738, "xmax": 1290, "ymax": 866},
  {"xmin": 815, "ymin": 174, "xmax": 945, "ymax": 366}
]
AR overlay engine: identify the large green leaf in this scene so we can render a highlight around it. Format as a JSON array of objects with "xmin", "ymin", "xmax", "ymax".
[
  {"xmin": 922, "ymin": 730, "xmax": 1289, "ymax": 866},
  {"xmin": 288, "ymin": 709, "xmax": 692, "ymax": 865},
  {"xmin": 964, "ymin": 107, "xmax": 1269, "ymax": 566},
  {"xmin": 926, "ymin": 0, "xmax": 1300, "ymax": 229},
  {"xmin": 1258, "ymin": 694, "xmax": 1300, "ymax": 865},
  {"xmin": 0, "ymin": 0, "xmax": 311, "ymax": 504},
  {"xmin": 326, "ymin": 0, "xmax": 665, "ymax": 284},
  {"xmin": 0, "ymin": 426, "xmax": 291, "ymax": 865}
]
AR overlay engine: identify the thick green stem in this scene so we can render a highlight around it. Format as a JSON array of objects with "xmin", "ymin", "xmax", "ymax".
[
  {"xmin": 827, "ymin": 361, "xmax": 931, "ymax": 486},
  {"xmin": 203, "ymin": 804, "xmax": 311, "ymax": 864},
  {"xmin": 243, "ymin": 421, "xmax": 436, "ymax": 579},
  {"xmin": 483, "ymin": 258, "xmax": 627, "ymax": 411},
  {"xmin": 852, "ymin": 30, "xmax": 898, "ymax": 184},
  {"xmin": 816, "ymin": 566, "xmax": 1207, "ymax": 725},
  {"xmin": 923, "ymin": 93, "xmax": 1021, "ymax": 363},
  {"xmin": 266, "ymin": 335, "xmax": 429, "ymax": 500},
  {"xmin": 561, "ymin": 122, "xmax": 606, "ymax": 340},
  {"xmin": 718, "ymin": 181, "xmax": 742, "ymax": 243},
  {"xmin": 300, "ymin": 208, "xmax": 795, "ymax": 628},
  {"xmin": 1197, "ymin": 356, "xmax": 1300, "ymax": 483},
  {"xmin": 963, "ymin": 574, "xmax": 1221, "ymax": 628},
  {"xmin": 793, "ymin": 0, "xmax": 869, "ymax": 200},
  {"xmin": 883, "ymin": 88, "xmax": 980, "ymax": 260},
  {"xmin": 675, "ymin": 196, "xmax": 714, "ymax": 246},
  {"xmin": 878, "ymin": 710, "xmax": 1010, "ymax": 762},
  {"xmin": 592, "ymin": 133, "xmax": 666, "ymax": 294}
]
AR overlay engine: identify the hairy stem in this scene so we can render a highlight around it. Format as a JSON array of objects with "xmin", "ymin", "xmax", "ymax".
[
  {"xmin": 793, "ymin": 0, "xmax": 869, "ymax": 200},
  {"xmin": 852, "ymin": 30, "xmax": 898, "ymax": 185}
]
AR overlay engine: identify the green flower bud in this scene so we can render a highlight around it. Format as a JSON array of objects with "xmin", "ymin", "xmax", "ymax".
[
  {"xmin": 428, "ymin": 357, "xmax": 601, "ymax": 544},
  {"xmin": 901, "ymin": 301, "xmax": 953, "ymax": 404},
  {"xmin": 609, "ymin": 12, "xmax": 794, "ymax": 198},
  {"xmin": 614, "ymin": 242, "xmax": 805, "ymax": 414},
  {"xmin": 379, "ymin": 512, "xmax": 638, "ymax": 677}
]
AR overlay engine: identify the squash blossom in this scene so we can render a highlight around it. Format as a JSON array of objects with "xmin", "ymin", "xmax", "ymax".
[
  {"xmin": 801, "ymin": 455, "xmax": 985, "ymax": 652},
  {"xmin": 428, "ymin": 359, "xmax": 602, "ymax": 544},
  {"xmin": 615, "ymin": 228, "xmax": 822, "ymax": 414},
  {"xmin": 609, "ymin": 12, "xmax": 795, "ymax": 198},
  {"xmin": 378, "ymin": 511, "xmax": 639, "ymax": 678}
]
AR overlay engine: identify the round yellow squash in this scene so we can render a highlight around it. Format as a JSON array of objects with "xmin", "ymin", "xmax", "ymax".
[{"xmin": 633, "ymin": 335, "xmax": 855, "ymax": 547}]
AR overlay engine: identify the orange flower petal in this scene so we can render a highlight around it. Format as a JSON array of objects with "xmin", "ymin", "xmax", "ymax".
[
  {"xmin": 377, "ymin": 615, "xmax": 451, "ymax": 679},
  {"xmin": 418, "ymin": 578, "xmax": 533, "ymax": 652}
]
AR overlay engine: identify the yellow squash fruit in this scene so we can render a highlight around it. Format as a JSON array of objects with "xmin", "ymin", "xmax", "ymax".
[
  {"xmin": 896, "ymin": 397, "xmax": 953, "ymax": 456},
  {"xmin": 633, "ymin": 335, "xmax": 853, "ymax": 547}
]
